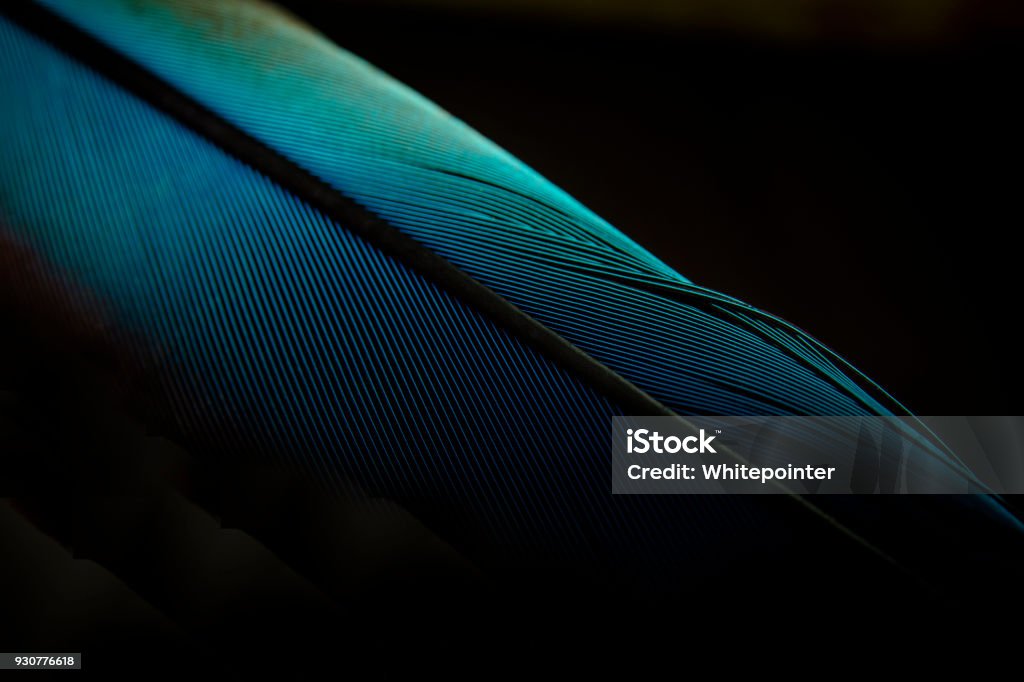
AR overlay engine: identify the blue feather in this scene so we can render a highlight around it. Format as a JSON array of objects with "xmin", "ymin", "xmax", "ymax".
[
  {"xmin": 1, "ymin": 1, "xmax": 1020, "ymax": 570},
  {"xmin": 35, "ymin": 0, "xmax": 902, "ymax": 418},
  {"xmin": 1, "ymin": 14, "xmax": 767, "ymax": 562}
]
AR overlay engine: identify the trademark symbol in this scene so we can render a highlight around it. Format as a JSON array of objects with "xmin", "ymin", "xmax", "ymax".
[{"xmin": 715, "ymin": 429, "xmax": 722, "ymax": 434}]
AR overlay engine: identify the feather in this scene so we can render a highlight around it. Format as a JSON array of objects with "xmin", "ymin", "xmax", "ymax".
[
  {"xmin": 0, "ymin": 1, "xmax": 1020, "ymax": 573},
  {"xmin": 33, "ymin": 0, "xmax": 901, "ymax": 418}
]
